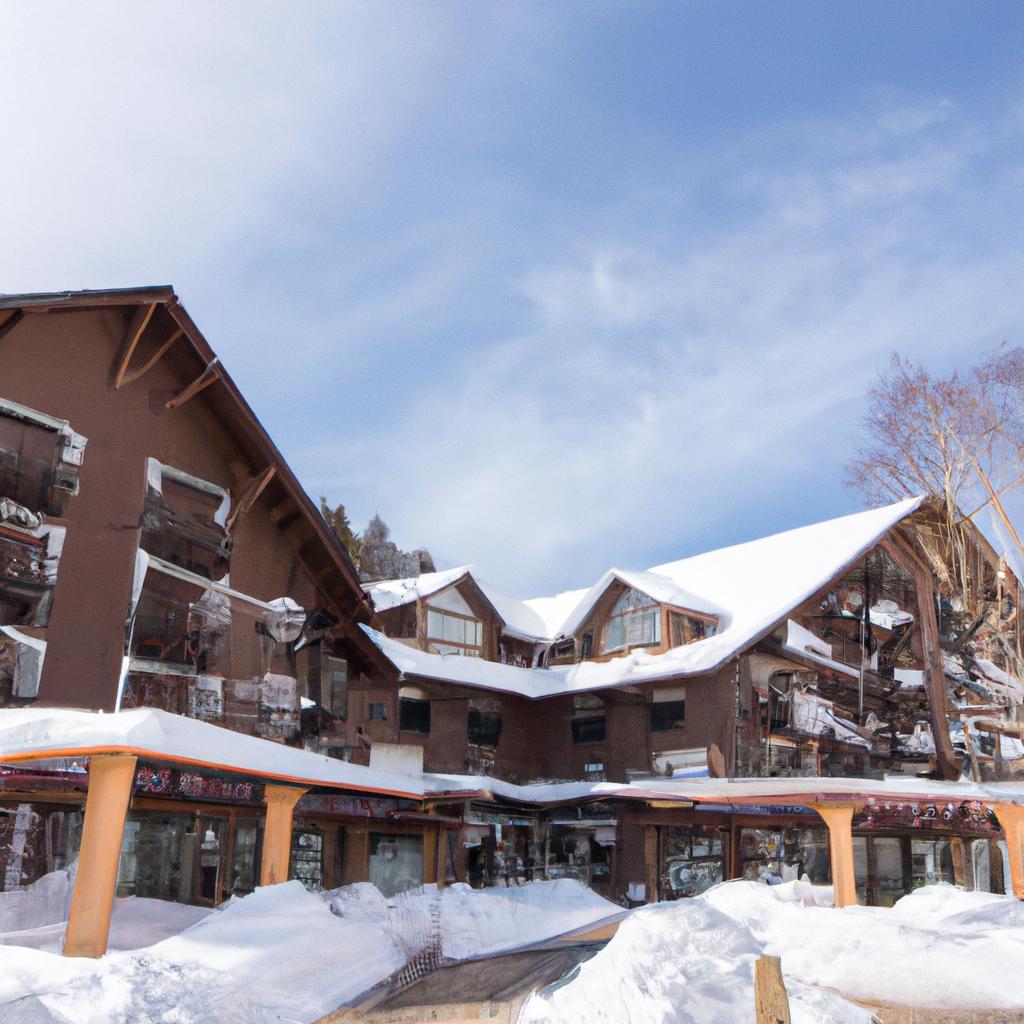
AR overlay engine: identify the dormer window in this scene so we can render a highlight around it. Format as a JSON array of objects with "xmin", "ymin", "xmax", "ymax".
[
  {"xmin": 669, "ymin": 612, "xmax": 716, "ymax": 647},
  {"xmin": 603, "ymin": 588, "xmax": 660, "ymax": 653},
  {"xmin": 426, "ymin": 607, "xmax": 483, "ymax": 657}
]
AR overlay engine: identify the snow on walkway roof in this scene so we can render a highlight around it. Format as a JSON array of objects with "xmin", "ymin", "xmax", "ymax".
[
  {"xmin": 365, "ymin": 497, "xmax": 926, "ymax": 699},
  {"xmin": 0, "ymin": 707, "xmax": 423, "ymax": 798},
  {"xmin": 421, "ymin": 770, "xmax": 1024, "ymax": 808}
]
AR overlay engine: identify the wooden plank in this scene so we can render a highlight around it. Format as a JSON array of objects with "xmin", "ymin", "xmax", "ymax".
[
  {"xmin": 165, "ymin": 359, "xmax": 220, "ymax": 410},
  {"xmin": 113, "ymin": 303, "xmax": 158, "ymax": 388},
  {"xmin": 754, "ymin": 954, "xmax": 791, "ymax": 1024},
  {"xmin": 116, "ymin": 327, "xmax": 184, "ymax": 388}
]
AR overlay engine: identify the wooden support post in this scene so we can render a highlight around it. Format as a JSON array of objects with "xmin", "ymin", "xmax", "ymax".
[
  {"xmin": 260, "ymin": 785, "xmax": 307, "ymax": 886},
  {"xmin": 644, "ymin": 825, "xmax": 659, "ymax": 903},
  {"xmin": 755, "ymin": 954, "xmax": 791, "ymax": 1024},
  {"xmin": 63, "ymin": 755, "xmax": 138, "ymax": 957},
  {"xmin": 993, "ymin": 803, "xmax": 1024, "ymax": 900},
  {"xmin": 809, "ymin": 803, "xmax": 858, "ymax": 908}
]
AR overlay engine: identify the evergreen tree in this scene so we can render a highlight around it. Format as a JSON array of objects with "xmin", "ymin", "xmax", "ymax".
[{"xmin": 319, "ymin": 497, "xmax": 361, "ymax": 564}]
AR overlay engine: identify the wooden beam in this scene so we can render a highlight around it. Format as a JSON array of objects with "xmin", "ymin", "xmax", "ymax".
[
  {"xmin": 0, "ymin": 309, "xmax": 24, "ymax": 342},
  {"xmin": 993, "ymin": 803, "xmax": 1024, "ymax": 900},
  {"xmin": 165, "ymin": 358, "xmax": 220, "ymax": 410},
  {"xmin": 226, "ymin": 465, "xmax": 276, "ymax": 532},
  {"xmin": 113, "ymin": 303, "xmax": 158, "ymax": 388},
  {"xmin": 270, "ymin": 498, "xmax": 298, "ymax": 525},
  {"xmin": 116, "ymin": 327, "xmax": 184, "ymax": 389}
]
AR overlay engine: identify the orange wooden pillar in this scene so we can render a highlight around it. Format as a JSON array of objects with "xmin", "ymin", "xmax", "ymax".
[
  {"xmin": 993, "ymin": 803, "xmax": 1024, "ymax": 899},
  {"xmin": 63, "ymin": 754, "xmax": 138, "ymax": 957},
  {"xmin": 810, "ymin": 803, "xmax": 858, "ymax": 908},
  {"xmin": 260, "ymin": 784, "xmax": 307, "ymax": 886}
]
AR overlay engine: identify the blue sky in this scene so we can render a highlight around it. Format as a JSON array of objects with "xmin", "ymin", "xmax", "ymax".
[{"xmin": 3, "ymin": 3, "xmax": 1024, "ymax": 596}]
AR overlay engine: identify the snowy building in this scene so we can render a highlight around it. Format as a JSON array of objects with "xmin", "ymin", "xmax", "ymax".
[{"xmin": 2, "ymin": 287, "xmax": 1024, "ymax": 961}]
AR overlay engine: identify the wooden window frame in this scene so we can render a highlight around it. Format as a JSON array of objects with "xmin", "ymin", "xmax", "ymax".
[{"xmin": 424, "ymin": 605, "xmax": 484, "ymax": 657}]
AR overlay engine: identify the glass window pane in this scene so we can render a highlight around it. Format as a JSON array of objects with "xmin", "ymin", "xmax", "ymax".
[
  {"xmin": 442, "ymin": 614, "xmax": 463, "ymax": 643},
  {"xmin": 427, "ymin": 610, "xmax": 443, "ymax": 639},
  {"xmin": 605, "ymin": 616, "xmax": 625, "ymax": 652}
]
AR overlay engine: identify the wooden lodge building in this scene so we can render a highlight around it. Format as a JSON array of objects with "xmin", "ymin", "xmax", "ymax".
[{"xmin": 1, "ymin": 286, "xmax": 1024, "ymax": 959}]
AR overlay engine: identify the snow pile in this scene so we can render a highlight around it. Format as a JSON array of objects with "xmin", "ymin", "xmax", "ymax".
[
  {"xmin": 705, "ymin": 880, "xmax": 1024, "ymax": 1011},
  {"xmin": 0, "ymin": 869, "xmax": 212, "ymax": 954},
  {"xmin": 519, "ymin": 897, "xmax": 868, "ymax": 1024},
  {"xmin": 0, "ymin": 878, "xmax": 619, "ymax": 1024},
  {"xmin": 522, "ymin": 880, "xmax": 1024, "ymax": 1024}
]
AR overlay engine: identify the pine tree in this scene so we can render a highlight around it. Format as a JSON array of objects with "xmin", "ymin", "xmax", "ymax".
[{"xmin": 319, "ymin": 497, "xmax": 361, "ymax": 564}]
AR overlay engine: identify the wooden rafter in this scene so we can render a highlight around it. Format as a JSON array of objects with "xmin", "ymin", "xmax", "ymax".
[
  {"xmin": 116, "ymin": 328, "xmax": 184, "ymax": 389},
  {"xmin": 225, "ymin": 465, "xmax": 277, "ymax": 532},
  {"xmin": 165, "ymin": 358, "xmax": 220, "ymax": 410},
  {"xmin": 0, "ymin": 309, "xmax": 24, "ymax": 342},
  {"xmin": 113, "ymin": 303, "xmax": 158, "ymax": 388}
]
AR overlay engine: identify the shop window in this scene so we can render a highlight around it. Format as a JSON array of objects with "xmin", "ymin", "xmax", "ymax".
[
  {"xmin": 426, "ymin": 607, "xmax": 484, "ymax": 657},
  {"xmin": 650, "ymin": 686, "xmax": 686, "ymax": 732},
  {"xmin": 290, "ymin": 827, "xmax": 324, "ymax": 892},
  {"xmin": 323, "ymin": 654, "xmax": 348, "ymax": 719},
  {"xmin": 0, "ymin": 803, "xmax": 83, "ymax": 892},
  {"xmin": 661, "ymin": 825, "xmax": 724, "ymax": 899},
  {"xmin": 911, "ymin": 838, "xmax": 955, "ymax": 888},
  {"xmin": 603, "ymin": 588, "xmax": 660, "ymax": 653},
  {"xmin": 545, "ymin": 825, "xmax": 613, "ymax": 885},
  {"xmin": 368, "ymin": 833, "xmax": 423, "ymax": 897},
  {"xmin": 0, "ymin": 399, "xmax": 86, "ymax": 518},
  {"xmin": 572, "ymin": 693, "xmax": 606, "ymax": 744},
  {"xmin": 739, "ymin": 826, "xmax": 830, "ymax": 884},
  {"xmin": 468, "ymin": 700, "xmax": 503, "ymax": 748},
  {"xmin": 399, "ymin": 687, "xmax": 431, "ymax": 733},
  {"xmin": 669, "ymin": 612, "xmax": 716, "ymax": 647},
  {"xmin": 141, "ymin": 459, "xmax": 230, "ymax": 579},
  {"xmin": 230, "ymin": 819, "xmax": 261, "ymax": 897}
]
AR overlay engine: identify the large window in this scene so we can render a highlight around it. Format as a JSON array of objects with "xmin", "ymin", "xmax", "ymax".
[
  {"xmin": 322, "ymin": 654, "xmax": 348, "ymax": 719},
  {"xmin": 399, "ymin": 686, "xmax": 431, "ymax": 733},
  {"xmin": 650, "ymin": 685, "xmax": 686, "ymax": 732},
  {"xmin": 468, "ymin": 699, "xmax": 503, "ymax": 748},
  {"xmin": 669, "ymin": 612, "xmax": 715, "ymax": 646},
  {"xmin": 603, "ymin": 588, "xmax": 660, "ymax": 653},
  {"xmin": 426, "ymin": 607, "xmax": 483, "ymax": 657},
  {"xmin": 572, "ymin": 694, "xmax": 607, "ymax": 744}
]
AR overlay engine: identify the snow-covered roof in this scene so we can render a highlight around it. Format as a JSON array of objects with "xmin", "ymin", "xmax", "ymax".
[
  {"xmin": 365, "ymin": 497, "xmax": 926, "ymax": 699},
  {"xmin": 364, "ymin": 566, "xmax": 472, "ymax": 614},
  {"xmin": 0, "ymin": 707, "xmax": 423, "ymax": 798}
]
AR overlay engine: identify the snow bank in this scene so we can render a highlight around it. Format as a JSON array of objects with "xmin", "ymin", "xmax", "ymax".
[
  {"xmin": 522, "ymin": 880, "xmax": 1024, "ymax": 1024},
  {"xmin": 0, "ymin": 869, "xmax": 211, "ymax": 954},
  {"xmin": 703, "ymin": 880, "xmax": 1024, "ymax": 1011},
  {"xmin": 0, "ymin": 879, "xmax": 620, "ymax": 1024},
  {"xmin": 519, "ymin": 898, "xmax": 869, "ymax": 1024}
]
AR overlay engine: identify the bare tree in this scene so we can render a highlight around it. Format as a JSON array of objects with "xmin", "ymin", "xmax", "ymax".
[{"xmin": 847, "ymin": 347, "xmax": 1024, "ymax": 605}]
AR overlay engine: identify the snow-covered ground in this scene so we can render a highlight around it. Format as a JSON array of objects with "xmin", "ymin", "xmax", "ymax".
[
  {"xmin": 4, "ymin": 872, "xmax": 1024, "ymax": 1024},
  {"xmin": 520, "ymin": 879, "xmax": 1024, "ymax": 1024},
  {"xmin": 0, "ymin": 872, "xmax": 618, "ymax": 1024}
]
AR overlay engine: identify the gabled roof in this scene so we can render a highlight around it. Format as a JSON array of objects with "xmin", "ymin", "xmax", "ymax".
[
  {"xmin": 365, "ymin": 565, "xmax": 552, "ymax": 642},
  {"xmin": 558, "ymin": 567, "xmax": 726, "ymax": 637},
  {"xmin": 0, "ymin": 287, "xmax": 389, "ymax": 674},
  {"xmin": 363, "ymin": 496, "xmax": 926, "ymax": 699}
]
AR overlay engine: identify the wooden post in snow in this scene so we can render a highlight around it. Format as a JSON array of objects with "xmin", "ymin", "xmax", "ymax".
[{"xmin": 755, "ymin": 955, "xmax": 791, "ymax": 1024}]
